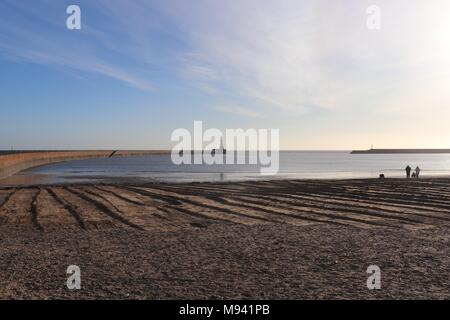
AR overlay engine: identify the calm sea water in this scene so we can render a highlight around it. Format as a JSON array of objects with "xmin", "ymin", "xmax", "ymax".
[{"xmin": 23, "ymin": 151, "xmax": 450, "ymax": 183}]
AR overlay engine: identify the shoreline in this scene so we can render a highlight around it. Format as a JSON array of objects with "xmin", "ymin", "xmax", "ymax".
[
  {"xmin": 2, "ymin": 172, "xmax": 450, "ymax": 188},
  {"xmin": 3, "ymin": 150, "xmax": 450, "ymax": 186}
]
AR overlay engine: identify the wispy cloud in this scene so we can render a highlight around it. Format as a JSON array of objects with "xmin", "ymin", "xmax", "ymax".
[
  {"xmin": 214, "ymin": 105, "xmax": 266, "ymax": 119},
  {"xmin": 0, "ymin": 0, "xmax": 157, "ymax": 91},
  {"xmin": 0, "ymin": 41, "xmax": 154, "ymax": 91},
  {"xmin": 2, "ymin": 0, "xmax": 450, "ymax": 117},
  {"xmin": 158, "ymin": 0, "xmax": 450, "ymax": 115}
]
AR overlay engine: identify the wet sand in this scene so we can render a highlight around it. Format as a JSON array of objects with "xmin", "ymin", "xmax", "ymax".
[{"xmin": 0, "ymin": 178, "xmax": 449, "ymax": 299}]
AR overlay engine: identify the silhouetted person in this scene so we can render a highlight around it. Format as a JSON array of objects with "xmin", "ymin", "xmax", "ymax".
[
  {"xmin": 412, "ymin": 172, "xmax": 416, "ymax": 178},
  {"xmin": 415, "ymin": 166, "xmax": 421, "ymax": 179},
  {"xmin": 405, "ymin": 165, "xmax": 411, "ymax": 178}
]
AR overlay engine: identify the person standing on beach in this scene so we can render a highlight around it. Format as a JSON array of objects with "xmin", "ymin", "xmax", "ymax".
[
  {"xmin": 415, "ymin": 166, "xmax": 421, "ymax": 178},
  {"xmin": 405, "ymin": 165, "xmax": 411, "ymax": 178}
]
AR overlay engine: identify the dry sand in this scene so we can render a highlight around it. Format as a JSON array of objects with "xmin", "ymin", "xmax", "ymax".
[{"xmin": 0, "ymin": 178, "xmax": 449, "ymax": 299}]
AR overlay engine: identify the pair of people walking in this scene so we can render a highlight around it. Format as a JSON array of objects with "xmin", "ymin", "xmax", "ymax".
[{"xmin": 405, "ymin": 165, "xmax": 420, "ymax": 179}]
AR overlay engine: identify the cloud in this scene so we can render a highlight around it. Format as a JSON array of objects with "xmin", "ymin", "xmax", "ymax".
[
  {"xmin": 157, "ymin": 0, "xmax": 450, "ymax": 115},
  {"xmin": 0, "ymin": 42, "xmax": 154, "ymax": 91},
  {"xmin": 214, "ymin": 105, "xmax": 266, "ymax": 118},
  {"xmin": 2, "ymin": 0, "xmax": 450, "ymax": 117},
  {"xmin": 181, "ymin": 64, "xmax": 219, "ymax": 82},
  {"xmin": 158, "ymin": 0, "xmax": 360, "ymax": 112},
  {"xmin": 0, "ymin": 0, "xmax": 155, "ymax": 91}
]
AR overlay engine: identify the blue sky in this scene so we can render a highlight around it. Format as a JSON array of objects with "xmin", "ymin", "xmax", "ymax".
[{"xmin": 1, "ymin": 0, "xmax": 450, "ymax": 150}]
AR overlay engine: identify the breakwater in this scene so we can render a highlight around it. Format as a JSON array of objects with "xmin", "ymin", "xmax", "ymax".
[
  {"xmin": 0, "ymin": 150, "xmax": 168, "ymax": 180},
  {"xmin": 351, "ymin": 149, "xmax": 450, "ymax": 154}
]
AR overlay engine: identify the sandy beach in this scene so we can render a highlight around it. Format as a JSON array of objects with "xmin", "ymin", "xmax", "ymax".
[{"xmin": 0, "ymin": 177, "xmax": 449, "ymax": 299}]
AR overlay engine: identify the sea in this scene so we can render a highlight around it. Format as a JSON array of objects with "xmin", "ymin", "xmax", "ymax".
[{"xmin": 20, "ymin": 151, "xmax": 450, "ymax": 183}]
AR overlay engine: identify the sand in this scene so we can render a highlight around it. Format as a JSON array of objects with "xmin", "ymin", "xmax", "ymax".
[{"xmin": 0, "ymin": 178, "xmax": 449, "ymax": 299}]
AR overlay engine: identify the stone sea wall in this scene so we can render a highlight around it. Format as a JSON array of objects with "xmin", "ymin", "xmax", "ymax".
[{"xmin": 0, "ymin": 150, "xmax": 168, "ymax": 180}]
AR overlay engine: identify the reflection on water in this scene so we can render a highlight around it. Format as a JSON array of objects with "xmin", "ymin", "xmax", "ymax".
[{"xmin": 22, "ymin": 151, "xmax": 450, "ymax": 183}]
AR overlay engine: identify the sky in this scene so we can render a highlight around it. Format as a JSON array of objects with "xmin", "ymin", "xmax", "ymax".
[{"xmin": 1, "ymin": 0, "xmax": 450, "ymax": 150}]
